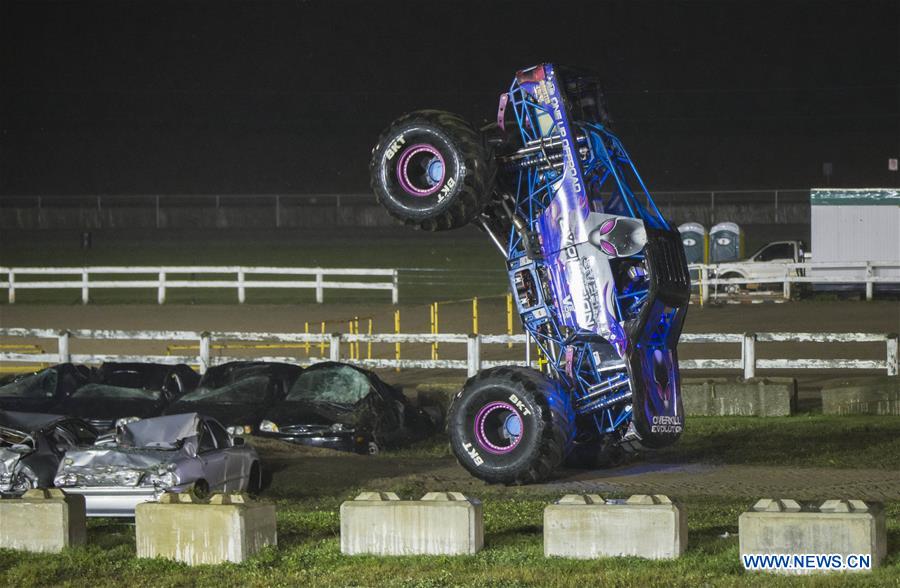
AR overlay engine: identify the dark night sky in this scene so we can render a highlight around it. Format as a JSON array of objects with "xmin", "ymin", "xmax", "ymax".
[{"xmin": 1, "ymin": 0, "xmax": 898, "ymax": 195}]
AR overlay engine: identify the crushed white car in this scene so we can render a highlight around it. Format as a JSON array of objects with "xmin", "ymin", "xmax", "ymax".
[{"xmin": 54, "ymin": 412, "xmax": 261, "ymax": 517}]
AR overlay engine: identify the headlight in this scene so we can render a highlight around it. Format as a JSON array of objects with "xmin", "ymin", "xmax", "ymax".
[
  {"xmin": 259, "ymin": 420, "xmax": 278, "ymax": 433},
  {"xmin": 115, "ymin": 416, "xmax": 141, "ymax": 428},
  {"xmin": 54, "ymin": 472, "xmax": 78, "ymax": 487},
  {"xmin": 227, "ymin": 425, "xmax": 253, "ymax": 436}
]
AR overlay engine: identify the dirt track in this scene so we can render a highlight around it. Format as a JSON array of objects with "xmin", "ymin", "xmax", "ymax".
[{"xmin": 257, "ymin": 445, "xmax": 900, "ymax": 502}]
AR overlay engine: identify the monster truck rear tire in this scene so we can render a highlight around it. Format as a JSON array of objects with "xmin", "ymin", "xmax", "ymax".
[
  {"xmin": 370, "ymin": 110, "xmax": 494, "ymax": 231},
  {"xmin": 448, "ymin": 366, "xmax": 574, "ymax": 484}
]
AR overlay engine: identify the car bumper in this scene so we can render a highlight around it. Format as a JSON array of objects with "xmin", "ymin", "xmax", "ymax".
[
  {"xmin": 60, "ymin": 484, "xmax": 190, "ymax": 517},
  {"xmin": 258, "ymin": 431, "xmax": 369, "ymax": 454}
]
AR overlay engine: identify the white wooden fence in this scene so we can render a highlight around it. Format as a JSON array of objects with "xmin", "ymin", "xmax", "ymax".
[
  {"xmin": 0, "ymin": 328, "xmax": 895, "ymax": 378},
  {"xmin": 0, "ymin": 266, "xmax": 399, "ymax": 304},
  {"xmin": 692, "ymin": 260, "xmax": 900, "ymax": 302},
  {"xmin": 2, "ymin": 261, "xmax": 896, "ymax": 306}
]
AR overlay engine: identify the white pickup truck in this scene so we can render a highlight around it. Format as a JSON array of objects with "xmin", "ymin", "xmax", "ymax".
[{"xmin": 712, "ymin": 240, "xmax": 807, "ymax": 292}]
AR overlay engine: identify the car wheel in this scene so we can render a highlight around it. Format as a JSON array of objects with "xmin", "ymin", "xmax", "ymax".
[
  {"xmin": 367, "ymin": 441, "xmax": 380, "ymax": 456},
  {"xmin": 191, "ymin": 479, "xmax": 210, "ymax": 500},
  {"xmin": 719, "ymin": 272, "xmax": 744, "ymax": 295},
  {"xmin": 247, "ymin": 462, "xmax": 262, "ymax": 495}
]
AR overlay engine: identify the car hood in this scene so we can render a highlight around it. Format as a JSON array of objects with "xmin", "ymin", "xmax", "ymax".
[
  {"xmin": 57, "ymin": 446, "xmax": 187, "ymax": 487},
  {"xmin": 0, "ymin": 411, "xmax": 65, "ymax": 432},
  {"xmin": 0, "ymin": 398, "xmax": 60, "ymax": 413},
  {"xmin": 60, "ymin": 398, "xmax": 163, "ymax": 420},
  {"xmin": 165, "ymin": 401, "xmax": 267, "ymax": 427},
  {"xmin": 263, "ymin": 399, "xmax": 358, "ymax": 428}
]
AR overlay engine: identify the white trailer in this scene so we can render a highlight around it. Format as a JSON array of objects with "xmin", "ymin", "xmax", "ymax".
[{"xmin": 810, "ymin": 188, "xmax": 900, "ymax": 291}]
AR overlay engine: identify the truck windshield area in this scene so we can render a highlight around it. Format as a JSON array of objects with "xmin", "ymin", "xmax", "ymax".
[{"xmin": 754, "ymin": 243, "xmax": 794, "ymax": 261}]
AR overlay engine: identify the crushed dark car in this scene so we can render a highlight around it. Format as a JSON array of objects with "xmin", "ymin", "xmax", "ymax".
[
  {"xmin": 54, "ymin": 412, "xmax": 260, "ymax": 517},
  {"xmin": 164, "ymin": 361, "xmax": 302, "ymax": 436},
  {"xmin": 258, "ymin": 362, "xmax": 436, "ymax": 454},
  {"xmin": 0, "ymin": 411, "xmax": 98, "ymax": 496},
  {"xmin": 58, "ymin": 362, "xmax": 200, "ymax": 432},
  {"xmin": 0, "ymin": 364, "xmax": 93, "ymax": 412}
]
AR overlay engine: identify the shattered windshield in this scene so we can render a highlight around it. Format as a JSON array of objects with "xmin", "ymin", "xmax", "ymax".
[
  {"xmin": 104, "ymin": 370, "xmax": 147, "ymax": 389},
  {"xmin": 71, "ymin": 383, "xmax": 161, "ymax": 401},
  {"xmin": 286, "ymin": 365, "xmax": 371, "ymax": 405},
  {"xmin": 0, "ymin": 369, "xmax": 57, "ymax": 398},
  {"xmin": 176, "ymin": 376, "xmax": 268, "ymax": 404}
]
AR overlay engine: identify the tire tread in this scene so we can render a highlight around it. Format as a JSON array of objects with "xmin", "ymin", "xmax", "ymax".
[
  {"xmin": 370, "ymin": 110, "xmax": 494, "ymax": 231},
  {"xmin": 449, "ymin": 366, "xmax": 573, "ymax": 485}
]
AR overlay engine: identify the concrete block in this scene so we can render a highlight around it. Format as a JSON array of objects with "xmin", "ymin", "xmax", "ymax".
[
  {"xmin": 682, "ymin": 377, "xmax": 796, "ymax": 416},
  {"xmin": 739, "ymin": 498, "xmax": 886, "ymax": 574},
  {"xmin": 821, "ymin": 376, "xmax": 899, "ymax": 415},
  {"xmin": 340, "ymin": 491, "xmax": 483, "ymax": 555},
  {"xmin": 544, "ymin": 494, "xmax": 687, "ymax": 560},
  {"xmin": 135, "ymin": 492, "xmax": 276, "ymax": 565},
  {"xmin": 0, "ymin": 488, "xmax": 86, "ymax": 553}
]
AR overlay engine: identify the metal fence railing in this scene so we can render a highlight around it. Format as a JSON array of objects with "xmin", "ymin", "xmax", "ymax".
[
  {"xmin": 692, "ymin": 260, "xmax": 900, "ymax": 302},
  {"xmin": 0, "ymin": 189, "xmax": 812, "ymax": 229},
  {"xmin": 2, "ymin": 260, "xmax": 897, "ymax": 306},
  {"xmin": 0, "ymin": 266, "xmax": 399, "ymax": 304},
  {"xmin": 1, "ymin": 328, "xmax": 895, "ymax": 378}
]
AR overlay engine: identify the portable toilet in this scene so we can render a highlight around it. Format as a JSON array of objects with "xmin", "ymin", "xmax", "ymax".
[
  {"xmin": 679, "ymin": 222, "xmax": 707, "ymax": 291},
  {"xmin": 709, "ymin": 221, "xmax": 743, "ymax": 263},
  {"xmin": 678, "ymin": 222, "xmax": 708, "ymax": 265}
]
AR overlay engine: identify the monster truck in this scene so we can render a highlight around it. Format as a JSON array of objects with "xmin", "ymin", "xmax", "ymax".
[{"xmin": 370, "ymin": 64, "xmax": 691, "ymax": 484}]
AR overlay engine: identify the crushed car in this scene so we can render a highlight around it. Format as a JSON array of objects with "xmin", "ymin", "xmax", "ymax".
[
  {"xmin": 0, "ymin": 411, "xmax": 98, "ymax": 496},
  {"xmin": 164, "ymin": 361, "xmax": 301, "ymax": 436},
  {"xmin": 0, "ymin": 364, "xmax": 93, "ymax": 412},
  {"xmin": 54, "ymin": 412, "xmax": 261, "ymax": 517},
  {"xmin": 258, "ymin": 362, "xmax": 436, "ymax": 454},
  {"xmin": 58, "ymin": 362, "xmax": 200, "ymax": 432}
]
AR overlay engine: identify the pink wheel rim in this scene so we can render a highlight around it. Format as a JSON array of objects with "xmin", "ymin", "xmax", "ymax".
[
  {"xmin": 473, "ymin": 401, "xmax": 523, "ymax": 455},
  {"xmin": 395, "ymin": 144, "xmax": 445, "ymax": 197}
]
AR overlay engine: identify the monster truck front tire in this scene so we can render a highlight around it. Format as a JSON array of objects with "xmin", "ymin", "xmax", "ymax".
[
  {"xmin": 370, "ymin": 110, "xmax": 494, "ymax": 231},
  {"xmin": 448, "ymin": 366, "xmax": 574, "ymax": 484}
]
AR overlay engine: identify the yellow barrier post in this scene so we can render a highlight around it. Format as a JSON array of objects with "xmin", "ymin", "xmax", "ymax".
[
  {"xmin": 347, "ymin": 320, "xmax": 353, "ymax": 360},
  {"xmin": 354, "ymin": 316, "xmax": 360, "ymax": 360},
  {"xmin": 319, "ymin": 321, "xmax": 326, "ymax": 357},
  {"xmin": 429, "ymin": 303, "xmax": 435, "ymax": 360},
  {"xmin": 304, "ymin": 322, "xmax": 310, "ymax": 357},
  {"xmin": 394, "ymin": 309, "xmax": 401, "ymax": 372},
  {"xmin": 472, "ymin": 297, "xmax": 478, "ymax": 334},
  {"xmin": 348, "ymin": 319, "xmax": 352, "ymax": 360},
  {"xmin": 506, "ymin": 293, "xmax": 514, "ymax": 348},
  {"xmin": 367, "ymin": 318, "xmax": 373, "ymax": 360},
  {"xmin": 433, "ymin": 302, "xmax": 439, "ymax": 360},
  {"xmin": 698, "ymin": 271, "xmax": 704, "ymax": 308}
]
